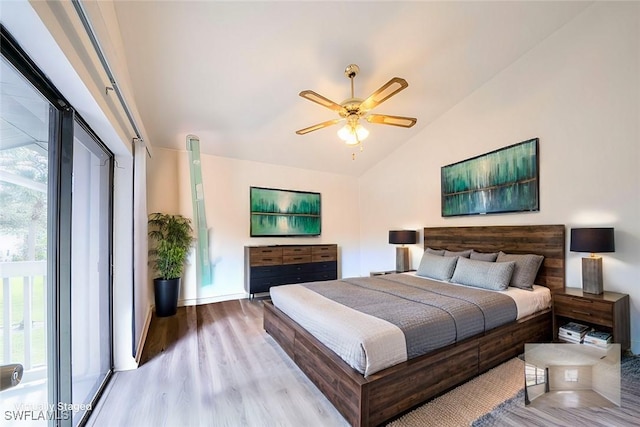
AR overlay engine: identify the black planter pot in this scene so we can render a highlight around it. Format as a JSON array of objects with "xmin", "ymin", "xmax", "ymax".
[{"xmin": 154, "ymin": 278, "xmax": 181, "ymax": 317}]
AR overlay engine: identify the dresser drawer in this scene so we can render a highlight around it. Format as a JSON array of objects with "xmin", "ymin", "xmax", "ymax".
[
  {"xmin": 250, "ymin": 265, "xmax": 284, "ymax": 279},
  {"xmin": 283, "ymin": 246, "xmax": 312, "ymax": 264},
  {"xmin": 283, "ymin": 254, "xmax": 312, "ymax": 264},
  {"xmin": 249, "ymin": 247, "xmax": 283, "ymax": 266},
  {"xmin": 250, "ymin": 247, "xmax": 283, "ymax": 257},
  {"xmin": 554, "ymin": 294, "xmax": 613, "ymax": 325},
  {"xmin": 283, "ymin": 246, "xmax": 311, "ymax": 256},
  {"xmin": 312, "ymin": 245, "xmax": 337, "ymax": 262}
]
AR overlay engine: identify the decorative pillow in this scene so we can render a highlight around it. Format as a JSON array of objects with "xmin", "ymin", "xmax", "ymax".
[
  {"xmin": 451, "ymin": 257, "xmax": 516, "ymax": 291},
  {"xmin": 470, "ymin": 250, "xmax": 498, "ymax": 262},
  {"xmin": 444, "ymin": 249, "xmax": 472, "ymax": 258},
  {"xmin": 425, "ymin": 247, "xmax": 445, "ymax": 256},
  {"xmin": 416, "ymin": 253, "xmax": 458, "ymax": 281},
  {"xmin": 496, "ymin": 251, "xmax": 544, "ymax": 290}
]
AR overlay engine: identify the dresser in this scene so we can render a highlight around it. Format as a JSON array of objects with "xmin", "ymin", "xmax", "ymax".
[{"xmin": 244, "ymin": 244, "xmax": 338, "ymax": 297}]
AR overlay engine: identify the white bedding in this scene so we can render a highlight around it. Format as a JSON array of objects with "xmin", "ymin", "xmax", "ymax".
[
  {"xmin": 270, "ymin": 285, "xmax": 407, "ymax": 376},
  {"xmin": 270, "ymin": 276, "xmax": 551, "ymax": 377}
]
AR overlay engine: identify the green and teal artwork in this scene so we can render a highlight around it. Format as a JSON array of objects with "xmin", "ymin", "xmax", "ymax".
[
  {"xmin": 441, "ymin": 138, "xmax": 539, "ymax": 217},
  {"xmin": 250, "ymin": 187, "xmax": 321, "ymax": 236}
]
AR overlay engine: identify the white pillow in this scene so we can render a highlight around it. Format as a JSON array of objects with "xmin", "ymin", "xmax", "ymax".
[
  {"xmin": 416, "ymin": 253, "xmax": 458, "ymax": 281},
  {"xmin": 451, "ymin": 257, "xmax": 516, "ymax": 291}
]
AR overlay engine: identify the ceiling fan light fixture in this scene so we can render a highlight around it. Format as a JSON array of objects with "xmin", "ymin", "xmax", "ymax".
[{"xmin": 338, "ymin": 122, "xmax": 369, "ymax": 145}]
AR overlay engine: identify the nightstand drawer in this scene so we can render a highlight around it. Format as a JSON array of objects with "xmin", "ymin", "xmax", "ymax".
[{"xmin": 554, "ymin": 295, "xmax": 613, "ymax": 325}]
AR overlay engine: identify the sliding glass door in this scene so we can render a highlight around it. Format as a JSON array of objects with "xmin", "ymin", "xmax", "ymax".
[
  {"xmin": 0, "ymin": 53, "xmax": 51, "ymax": 426},
  {"xmin": 1, "ymin": 27, "xmax": 113, "ymax": 426},
  {"xmin": 70, "ymin": 121, "xmax": 112, "ymax": 425}
]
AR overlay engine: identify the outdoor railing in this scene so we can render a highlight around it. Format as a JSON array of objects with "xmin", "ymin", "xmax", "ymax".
[{"xmin": 0, "ymin": 260, "xmax": 47, "ymax": 381}]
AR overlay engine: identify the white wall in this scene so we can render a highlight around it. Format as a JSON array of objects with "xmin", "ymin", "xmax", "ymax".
[
  {"xmin": 358, "ymin": 2, "xmax": 640, "ymax": 353},
  {"xmin": 592, "ymin": 351, "xmax": 621, "ymax": 405},
  {"xmin": 549, "ymin": 365, "xmax": 592, "ymax": 391},
  {"xmin": 147, "ymin": 147, "xmax": 361, "ymax": 304}
]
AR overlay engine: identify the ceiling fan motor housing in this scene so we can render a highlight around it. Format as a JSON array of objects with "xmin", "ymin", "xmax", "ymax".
[
  {"xmin": 344, "ymin": 64, "xmax": 360, "ymax": 78},
  {"xmin": 340, "ymin": 98, "xmax": 365, "ymax": 118}
]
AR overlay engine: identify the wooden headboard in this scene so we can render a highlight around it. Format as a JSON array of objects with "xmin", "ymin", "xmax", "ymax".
[{"xmin": 423, "ymin": 225, "xmax": 565, "ymax": 294}]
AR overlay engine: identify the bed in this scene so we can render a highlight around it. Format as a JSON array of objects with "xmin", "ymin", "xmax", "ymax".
[{"xmin": 263, "ymin": 225, "xmax": 565, "ymax": 426}]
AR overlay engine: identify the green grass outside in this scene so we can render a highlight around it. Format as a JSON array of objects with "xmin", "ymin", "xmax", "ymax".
[{"xmin": 0, "ymin": 276, "xmax": 47, "ymax": 366}]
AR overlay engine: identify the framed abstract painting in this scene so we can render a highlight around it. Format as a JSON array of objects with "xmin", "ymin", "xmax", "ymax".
[
  {"xmin": 441, "ymin": 138, "xmax": 539, "ymax": 217},
  {"xmin": 250, "ymin": 187, "xmax": 321, "ymax": 236}
]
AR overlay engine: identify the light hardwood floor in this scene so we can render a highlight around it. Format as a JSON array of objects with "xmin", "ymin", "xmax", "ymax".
[
  {"xmin": 529, "ymin": 390, "xmax": 617, "ymax": 409},
  {"xmin": 86, "ymin": 299, "xmax": 348, "ymax": 427}
]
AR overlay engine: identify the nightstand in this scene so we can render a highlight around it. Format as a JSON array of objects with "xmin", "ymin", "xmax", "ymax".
[{"xmin": 553, "ymin": 288, "xmax": 630, "ymax": 350}]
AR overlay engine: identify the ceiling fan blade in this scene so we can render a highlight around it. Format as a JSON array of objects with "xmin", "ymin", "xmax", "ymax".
[
  {"xmin": 359, "ymin": 77, "xmax": 409, "ymax": 112},
  {"xmin": 366, "ymin": 114, "xmax": 417, "ymax": 128},
  {"xmin": 299, "ymin": 90, "xmax": 343, "ymax": 112},
  {"xmin": 295, "ymin": 119, "xmax": 343, "ymax": 135}
]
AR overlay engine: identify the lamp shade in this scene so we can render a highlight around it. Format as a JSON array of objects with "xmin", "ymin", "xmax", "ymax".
[
  {"xmin": 570, "ymin": 228, "xmax": 615, "ymax": 253},
  {"xmin": 389, "ymin": 230, "xmax": 417, "ymax": 245}
]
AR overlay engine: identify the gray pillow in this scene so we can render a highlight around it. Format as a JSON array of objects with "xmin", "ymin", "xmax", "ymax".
[
  {"xmin": 451, "ymin": 257, "xmax": 516, "ymax": 291},
  {"xmin": 470, "ymin": 250, "xmax": 498, "ymax": 262},
  {"xmin": 416, "ymin": 253, "xmax": 458, "ymax": 281},
  {"xmin": 425, "ymin": 247, "xmax": 445, "ymax": 256},
  {"xmin": 444, "ymin": 249, "xmax": 472, "ymax": 258},
  {"xmin": 496, "ymin": 251, "xmax": 544, "ymax": 290}
]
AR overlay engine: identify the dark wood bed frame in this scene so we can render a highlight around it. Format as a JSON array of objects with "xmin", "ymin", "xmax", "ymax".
[{"xmin": 263, "ymin": 225, "xmax": 565, "ymax": 426}]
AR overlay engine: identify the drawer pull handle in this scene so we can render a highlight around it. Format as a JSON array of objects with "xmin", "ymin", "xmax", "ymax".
[
  {"xmin": 571, "ymin": 298, "xmax": 592, "ymax": 303},
  {"xmin": 293, "ymin": 257, "xmax": 303, "ymax": 260},
  {"xmin": 571, "ymin": 309, "xmax": 592, "ymax": 316},
  {"xmin": 263, "ymin": 258, "xmax": 272, "ymax": 261}
]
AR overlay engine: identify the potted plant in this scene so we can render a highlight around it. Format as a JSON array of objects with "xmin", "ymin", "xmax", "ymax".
[{"xmin": 148, "ymin": 212, "xmax": 195, "ymax": 317}]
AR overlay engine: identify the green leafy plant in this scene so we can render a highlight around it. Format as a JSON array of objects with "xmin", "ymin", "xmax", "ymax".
[{"xmin": 148, "ymin": 213, "xmax": 195, "ymax": 280}]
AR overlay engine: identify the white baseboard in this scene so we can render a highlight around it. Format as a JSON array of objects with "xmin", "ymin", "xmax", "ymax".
[{"xmin": 179, "ymin": 292, "xmax": 248, "ymax": 307}]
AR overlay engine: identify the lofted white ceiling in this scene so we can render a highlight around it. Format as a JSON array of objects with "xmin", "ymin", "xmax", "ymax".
[{"xmin": 112, "ymin": 1, "xmax": 591, "ymax": 176}]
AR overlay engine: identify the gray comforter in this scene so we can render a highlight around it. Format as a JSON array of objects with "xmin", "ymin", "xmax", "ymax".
[{"xmin": 303, "ymin": 274, "xmax": 517, "ymax": 359}]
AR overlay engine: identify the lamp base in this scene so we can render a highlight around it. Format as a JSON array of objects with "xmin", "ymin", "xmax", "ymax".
[
  {"xmin": 582, "ymin": 256, "xmax": 603, "ymax": 294},
  {"xmin": 396, "ymin": 247, "xmax": 410, "ymax": 273}
]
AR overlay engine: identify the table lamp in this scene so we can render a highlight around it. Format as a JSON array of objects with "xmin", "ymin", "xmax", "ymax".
[
  {"xmin": 570, "ymin": 227, "xmax": 615, "ymax": 294},
  {"xmin": 389, "ymin": 230, "xmax": 417, "ymax": 273}
]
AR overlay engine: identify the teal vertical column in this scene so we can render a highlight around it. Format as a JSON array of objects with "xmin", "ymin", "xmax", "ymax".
[{"xmin": 186, "ymin": 135, "xmax": 213, "ymax": 287}]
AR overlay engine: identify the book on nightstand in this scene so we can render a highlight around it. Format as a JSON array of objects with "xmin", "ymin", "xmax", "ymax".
[
  {"xmin": 559, "ymin": 322, "xmax": 590, "ymax": 343},
  {"xmin": 583, "ymin": 330, "xmax": 612, "ymax": 348},
  {"xmin": 558, "ymin": 334, "xmax": 582, "ymax": 344}
]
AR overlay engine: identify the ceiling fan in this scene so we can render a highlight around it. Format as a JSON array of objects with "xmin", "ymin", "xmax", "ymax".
[{"xmin": 295, "ymin": 64, "xmax": 417, "ymax": 150}]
